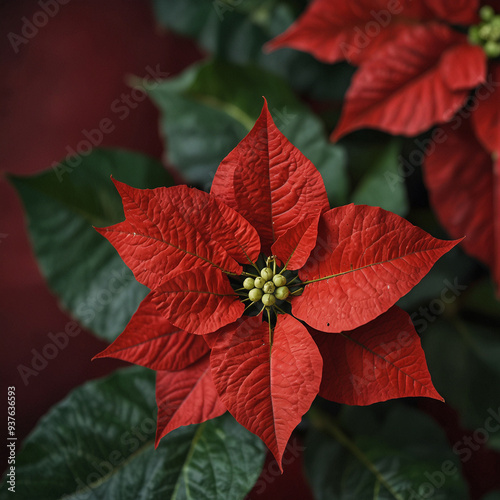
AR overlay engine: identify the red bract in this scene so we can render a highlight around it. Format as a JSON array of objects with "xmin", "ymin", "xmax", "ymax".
[
  {"xmin": 94, "ymin": 100, "xmax": 458, "ymax": 468},
  {"xmin": 423, "ymin": 115, "xmax": 500, "ymax": 292},
  {"xmin": 267, "ymin": 0, "xmax": 486, "ymax": 139}
]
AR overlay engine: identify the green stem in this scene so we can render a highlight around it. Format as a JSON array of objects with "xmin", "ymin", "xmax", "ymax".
[{"xmin": 308, "ymin": 408, "xmax": 405, "ymax": 500}]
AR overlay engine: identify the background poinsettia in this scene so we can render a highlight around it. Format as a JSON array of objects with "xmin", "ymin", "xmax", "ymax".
[
  {"xmin": 268, "ymin": 0, "xmax": 500, "ymax": 294},
  {"xmin": 3, "ymin": 1, "xmax": 500, "ymax": 499}
]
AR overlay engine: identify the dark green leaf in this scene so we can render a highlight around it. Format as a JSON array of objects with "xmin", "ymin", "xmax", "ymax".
[
  {"xmin": 351, "ymin": 139, "xmax": 409, "ymax": 216},
  {"xmin": 0, "ymin": 367, "xmax": 265, "ymax": 499},
  {"xmin": 151, "ymin": 0, "xmax": 354, "ymax": 101},
  {"xmin": 146, "ymin": 60, "xmax": 347, "ymax": 204},
  {"xmin": 482, "ymin": 491, "xmax": 500, "ymax": 500},
  {"xmin": 422, "ymin": 318, "xmax": 500, "ymax": 449},
  {"xmin": 306, "ymin": 404, "xmax": 467, "ymax": 500},
  {"xmin": 10, "ymin": 148, "xmax": 174, "ymax": 342}
]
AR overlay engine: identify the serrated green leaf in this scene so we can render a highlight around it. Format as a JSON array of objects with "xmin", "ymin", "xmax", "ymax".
[
  {"xmin": 10, "ymin": 148, "xmax": 174, "ymax": 342},
  {"xmin": 146, "ymin": 59, "xmax": 347, "ymax": 204},
  {"xmin": 306, "ymin": 404, "xmax": 467, "ymax": 500},
  {"xmin": 0, "ymin": 367, "xmax": 265, "ymax": 499}
]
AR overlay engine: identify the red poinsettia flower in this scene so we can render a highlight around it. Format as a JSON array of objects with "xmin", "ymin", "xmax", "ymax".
[
  {"xmin": 266, "ymin": 0, "xmax": 489, "ymax": 140},
  {"xmin": 94, "ymin": 100, "xmax": 458, "ymax": 468}
]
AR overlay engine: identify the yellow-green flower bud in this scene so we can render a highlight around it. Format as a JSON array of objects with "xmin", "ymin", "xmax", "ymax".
[
  {"xmin": 275, "ymin": 286, "xmax": 289, "ymax": 300},
  {"xmin": 273, "ymin": 274, "xmax": 287, "ymax": 287},
  {"xmin": 262, "ymin": 293, "xmax": 276, "ymax": 306},
  {"xmin": 263, "ymin": 281, "xmax": 275, "ymax": 294},
  {"xmin": 261, "ymin": 267, "xmax": 274, "ymax": 281},
  {"xmin": 485, "ymin": 40, "xmax": 500, "ymax": 58},
  {"xmin": 254, "ymin": 277, "xmax": 265, "ymax": 289},
  {"xmin": 480, "ymin": 5, "xmax": 495, "ymax": 22},
  {"xmin": 249, "ymin": 288, "xmax": 263, "ymax": 302},
  {"xmin": 243, "ymin": 277, "xmax": 255, "ymax": 290}
]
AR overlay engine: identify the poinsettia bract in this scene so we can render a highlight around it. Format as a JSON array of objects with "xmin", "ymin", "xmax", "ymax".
[
  {"xmin": 94, "ymin": 100, "xmax": 458, "ymax": 468},
  {"xmin": 267, "ymin": 0, "xmax": 486, "ymax": 139}
]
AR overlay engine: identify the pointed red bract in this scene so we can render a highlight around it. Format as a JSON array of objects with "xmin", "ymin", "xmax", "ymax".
[
  {"xmin": 93, "ymin": 293, "xmax": 208, "ymax": 371},
  {"xmin": 423, "ymin": 118, "xmax": 499, "ymax": 291},
  {"xmin": 266, "ymin": 0, "xmax": 434, "ymax": 65},
  {"xmin": 152, "ymin": 267, "xmax": 244, "ymax": 335},
  {"xmin": 155, "ymin": 354, "xmax": 226, "ymax": 446},
  {"xmin": 439, "ymin": 43, "xmax": 486, "ymax": 91},
  {"xmin": 211, "ymin": 99, "xmax": 329, "ymax": 253},
  {"xmin": 312, "ymin": 307, "xmax": 443, "ymax": 405},
  {"xmin": 332, "ymin": 24, "xmax": 476, "ymax": 140},
  {"xmin": 271, "ymin": 215, "xmax": 320, "ymax": 271},
  {"xmin": 213, "ymin": 198, "xmax": 261, "ymax": 265},
  {"xmin": 95, "ymin": 181, "xmax": 256, "ymax": 288},
  {"xmin": 293, "ymin": 204, "xmax": 460, "ymax": 333},
  {"xmin": 210, "ymin": 314, "xmax": 322, "ymax": 469},
  {"xmin": 472, "ymin": 64, "xmax": 500, "ymax": 154}
]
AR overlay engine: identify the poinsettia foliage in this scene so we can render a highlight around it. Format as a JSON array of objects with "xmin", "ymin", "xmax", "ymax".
[
  {"xmin": 94, "ymin": 100, "xmax": 458, "ymax": 468},
  {"xmin": 268, "ymin": 0, "xmax": 500, "ymax": 291},
  {"xmin": 267, "ymin": 0, "xmax": 488, "ymax": 139}
]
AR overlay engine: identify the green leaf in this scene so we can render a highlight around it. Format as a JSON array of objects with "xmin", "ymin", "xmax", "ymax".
[
  {"xmin": 146, "ymin": 59, "xmax": 347, "ymax": 204},
  {"xmin": 151, "ymin": 0, "xmax": 354, "ymax": 101},
  {"xmin": 0, "ymin": 367, "xmax": 265, "ymax": 499},
  {"xmin": 422, "ymin": 318, "xmax": 500, "ymax": 446},
  {"xmin": 351, "ymin": 139, "xmax": 409, "ymax": 216},
  {"xmin": 10, "ymin": 148, "xmax": 174, "ymax": 342},
  {"xmin": 306, "ymin": 404, "xmax": 467, "ymax": 500}
]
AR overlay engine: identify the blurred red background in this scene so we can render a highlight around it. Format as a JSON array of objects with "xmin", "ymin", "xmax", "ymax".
[{"xmin": 0, "ymin": 2, "xmax": 498, "ymax": 499}]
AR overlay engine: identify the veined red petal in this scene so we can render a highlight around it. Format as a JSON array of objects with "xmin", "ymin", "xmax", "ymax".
[
  {"xmin": 211, "ymin": 99, "xmax": 329, "ymax": 253},
  {"xmin": 155, "ymin": 355, "xmax": 226, "ymax": 446},
  {"xmin": 265, "ymin": 0, "xmax": 434, "ymax": 65},
  {"xmin": 95, "ymin": 181, "xmax": 253, "ymax": 289},
  {"xmin": 423, "ymin": 118, "xmax": 499, "ymax": 291},
  {"xmin": 210, "ymin": 314, "xmax": 322, "ymax": 470},
  {"xmin": 93, "ymin": 293, "xmax": 208, "ymax": 371},
  {"xmin": 212, "ymin": 197, "xmax": 261, "ymax": 265},
  {"xmin": 312, "ymin": 306, "xmax": 443, "ymax": 405},
  {"xmin": 472, "ymin": 63, "xmax": 500, "ymax": 154},
  {"xmin": 152, "ymin": 267, "xmax": 244, "ymax": 335},
  {"xmin": 271, "ymin": 215, "xmax": 320, "ymax": 271},
  {"xmin": 293, "ymin": 204, "xmax": 460, "ymax": 333},
  {"xmin": 332, "ymin": 23, "xmax": 473, "ymax": 140}
]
